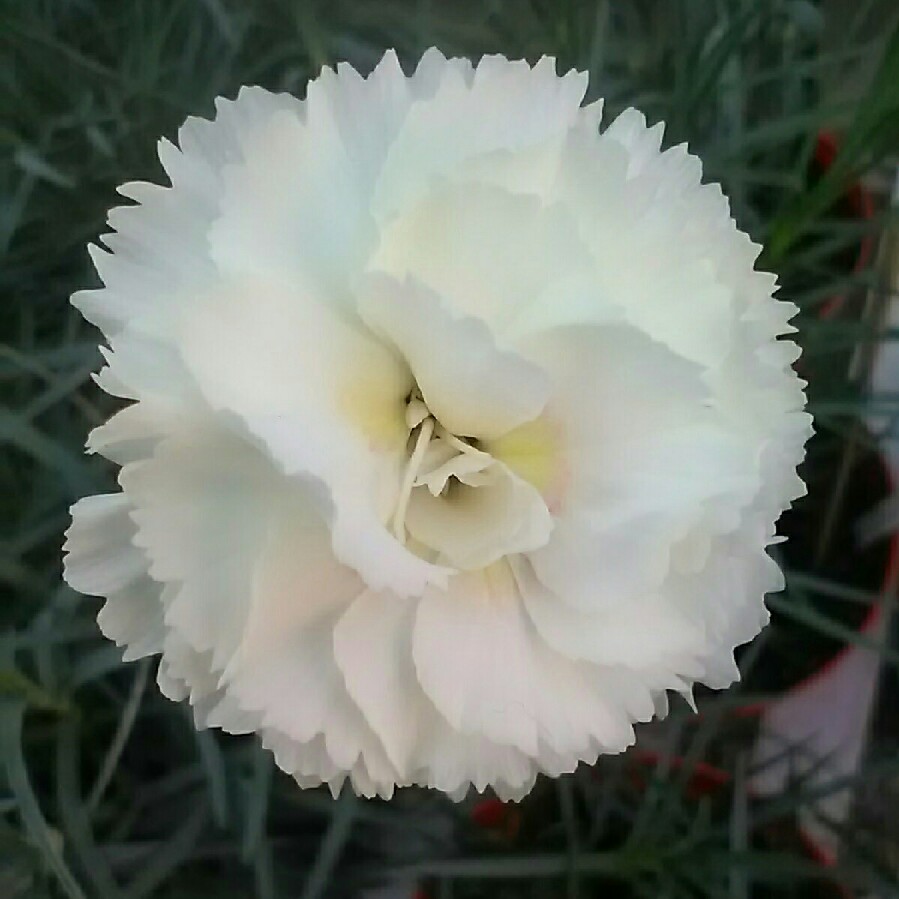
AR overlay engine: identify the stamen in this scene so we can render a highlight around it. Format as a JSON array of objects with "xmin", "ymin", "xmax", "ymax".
[
  {"xmin": 405, "ymin": 398, "xmax": 430, "ymax": 430},
  {"xmin": 392, "ymin": 416, "xmax": 435, "ymax": 543},
  {"xmin": 415, "ymin": 443, "xmax": 493, "ymax": 496},
  {"xmin": 435, "ymin": 422, "xmax": 489, "ymax": 459}
]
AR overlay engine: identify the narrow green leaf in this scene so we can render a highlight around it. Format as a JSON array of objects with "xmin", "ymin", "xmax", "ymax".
[
  {"xmin": 785, "ymin": 569, "xmax": 883, "ymax": 605},
  {"xmin": 392, "ymin": 848, "xmax": 653, "ymax": 880},
  {"xmin": 728, "ymin": 756, "xmax": 749, "ymax": 899},
  {"xmin": 0, "ymin": 667, "xmax": 69, "ymax": 713},
  {"xmin": 194, "ymin": 725, "xmax": 229, "ymax": 828},
  {"xmin": 13, "ymin": 147, "xmax": 76, "ymax": 189},
  {"xmin": 241, "ymin": 745, "xmax": 272, "ymax": 863},
  {"xmin": 767, "ymin": 592, "xmax": 899, "ymax": 665},
  {"xmin": 254, "ymin": 839, "xmax": 277, "ymax": 899},
  {"xmin": 125, "ymin": 800, "xmax": 209, "ymax": 898},
  {"xmin": 0, "ymin": 698, "xmax": 86, "ymax": 899},
  {"xmin": 70, "ymin": 645, "xmax": 127, "ymax": 688},
  {"xmin": 558, "ymin": 776, "xmax": 582, "ymax": 899},
  {"xmin": 300, "ymin": 789, "xmax": 357, "ymax": 899},
  {"xmin": 764, "ymin": 19, "xmax": 899, "ymax": 263},
  {"xmin": 55, "ymin": 715, "xmax": 124, "ymax": 899},
  {"xmin": 87, "ymin": 659, "xmax": 149, "ymax": 814},
  {"xmin": 0, "ymin": 409, "xmax": 97, "ymax": 496}
]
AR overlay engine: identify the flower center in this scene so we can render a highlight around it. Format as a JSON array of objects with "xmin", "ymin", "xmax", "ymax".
[{"xmin": 391, "ymin": 389, "xmax": 493, "ymax": 544}]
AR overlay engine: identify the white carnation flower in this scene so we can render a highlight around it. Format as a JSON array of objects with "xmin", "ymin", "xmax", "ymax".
[{"xmin": 63, "ymin": 49, "xmax": 811, "ymax": 801}]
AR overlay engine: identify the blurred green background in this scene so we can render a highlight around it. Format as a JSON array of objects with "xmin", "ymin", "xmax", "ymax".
[{"xmin": 2, "ymin": 1, "xmax": 899, "ymax": 897}]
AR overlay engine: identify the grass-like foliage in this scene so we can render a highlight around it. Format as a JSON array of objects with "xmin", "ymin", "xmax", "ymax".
[{"xmin": 2, "ymin": 0, "xmax": 899, "ymax": 896}]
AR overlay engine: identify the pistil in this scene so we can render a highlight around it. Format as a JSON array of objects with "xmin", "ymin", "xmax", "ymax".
[{"xmin": 392, "ymin": 415, "xmax": 436, "ymax": 543}]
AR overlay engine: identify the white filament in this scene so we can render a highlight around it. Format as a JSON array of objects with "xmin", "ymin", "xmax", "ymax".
[{"xmin": 392, "ymin": 416, "xmax": 436, "ymax": 542}]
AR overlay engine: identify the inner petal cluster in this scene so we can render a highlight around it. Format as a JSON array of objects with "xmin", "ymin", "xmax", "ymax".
[
  {"xmin": 392, "ymin": 388, "xmax": 491, "ymax": 537},
  {"xmin": 390, "ymin": 383, "xmax": 552, "ymax": 570}
]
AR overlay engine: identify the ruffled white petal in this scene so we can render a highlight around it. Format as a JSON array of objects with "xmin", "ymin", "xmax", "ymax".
[
  {"xmin": 208, "ymin": 108, "xmax": 374, "ymax": 298},
  {"xmin": 64, "ymin": 494, "xmax": 166, "ymax": 661},
  {"xmin": 406, "ymin": 461, "xmax": 552, "ymax": 569},
  {"xmin": 521, "ymin": 565, "xmax": 709, "ymax": 674},
  {"xmin": 97, "ymin": 576, "xmax": 167, "ymax": 662},
  {"xmin": 413, "ymin": 563, "xmax": 636, "ymax": 762},
  {"xmin": 121, "ymin": 424, "xmax": 280, "ymax": 673},
  {"xmin": 516, "ymin": 322, "xmax": 759, "ymax": 609},
  {"xmin": 374, "ymin": 55, "xmax": 587, "ymax": 220},
  {"xmin": 371, "ymin": 181, "xmax": 593, "ymax": 331},
  {"xmin": 74, "ymin": 87, "xmax": 300, "ymax": 338},
  {"xmin": 86, "ymin": 401, "xmax": 180, "ymax": 465},
  {"xmin": 173, "ymin": 275, "xmax": 448, "ymax": 597},
  {"xmin": 554, "ymin": 115, "xmax": 735, "ymax": 368},
  {"xmin": 249, "ymin": 412, "xmax": 448, "ymax": 597},
  {"xmin": 64, "ymin": 494, "xmax": 147, "ymax": 596},
  {"xmin": 220, "ymin": 509, "xmax": 397, "ymax": 786},
  {"xmin": 413, "ymin": 725, "xmax": 537, "ymax": 801},
  {"xmin": 333, "ymin": 591, "xmax": 426, "ymax": 775},
  {"xmin": 359, "ymin": 273, "xmax": 550, "ymax": 440}
]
